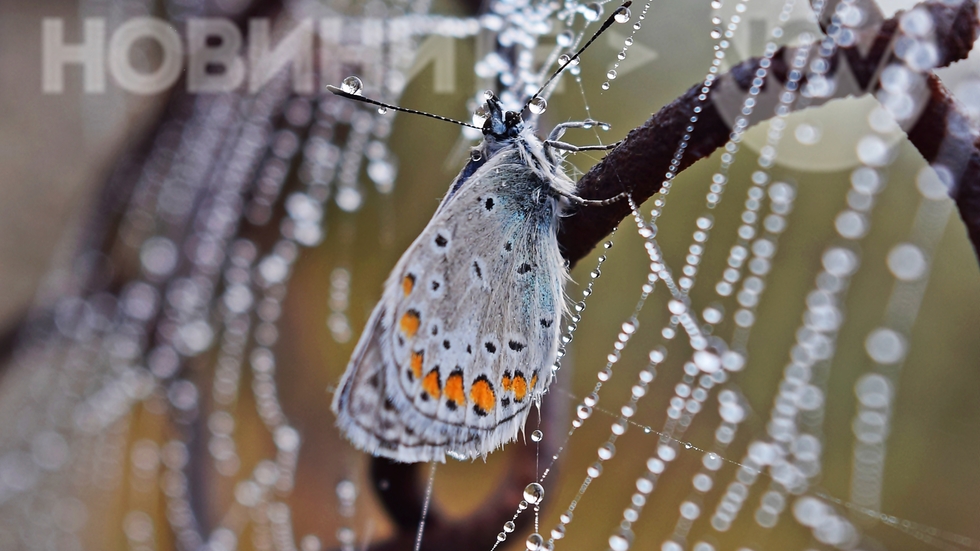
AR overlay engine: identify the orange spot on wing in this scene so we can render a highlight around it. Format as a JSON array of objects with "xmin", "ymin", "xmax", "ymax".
[
  {"xmin": 512, "ymin": 372, "xmax": 527, "ymax": 402},
  {"xmin": 445, "ymin": 372, "xmax": 465, "ymax": 408},
  {"xmin": 470, "ymin": 377, "xmax": 495, "ymax": 415},
  {"xmin": 402, "ymin": 274, "xmax": 415, "ymax": 296},
  {"xmin": 422, "ymin": 369, "xmax": 441, "ymax": 399},
  {"xmin": 501, "ymin": 373, "xmax": 512, "ymax": 392},
  {"xmin": 530, "ymin": 373, "xmax": 538, "ymax": 391},
  {"xmin": 400, "ymin": 310, "xmax": 421, "ymax": 337},
  {"xmin": 410, "ymin": 351, "xmax": 424, "ymax": 379}
]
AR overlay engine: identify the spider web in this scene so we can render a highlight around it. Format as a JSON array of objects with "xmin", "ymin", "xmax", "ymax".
[{"xmin": 0, "ymin": 0, "xmax": 978, "ymax": 550}]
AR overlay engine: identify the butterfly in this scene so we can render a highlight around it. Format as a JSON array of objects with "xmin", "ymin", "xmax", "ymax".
[{"xmin": 329, "ymin": 4, "xmax": 631, "ymax": 463}]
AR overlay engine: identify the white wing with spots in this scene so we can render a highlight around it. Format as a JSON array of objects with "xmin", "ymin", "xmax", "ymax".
[{"xmin": 332, "ymin": 139, "xmax": 568, "ymax": 463}]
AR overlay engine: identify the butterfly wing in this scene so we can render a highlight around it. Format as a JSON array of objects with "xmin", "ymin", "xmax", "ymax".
[{"xmin": 332, "ymin": 145, "xmax": 565, "ymax": 463}]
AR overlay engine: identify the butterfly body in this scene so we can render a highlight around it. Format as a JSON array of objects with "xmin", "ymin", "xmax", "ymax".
[{"xmin": 332, "ymin": 95, "xmax": 573, "ymax": 463}]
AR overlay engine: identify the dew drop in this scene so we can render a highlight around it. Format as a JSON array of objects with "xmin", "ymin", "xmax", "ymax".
[
  {"xmin": 557, "ymin": 30, "xmax": 574, "ymax": 47},
  {"xmin": 484, "ymin": 89, "xmax": 495, "ymax": 100},
  {"xmin": 497, "ymin": 533, "xmax": 507, "ymax": 542},
  {"xmin": 613, "ymin": 6, "xmax": 631, "ymax": 23},
  {"xmin": 529, "ymin": 96, "xmax": 548, "ymax": 114},
  {"xmin": 504, "ymin": 521, "xmax": 516, "ymax": 533},
  {"xmin": 523, "ymin": 482, "xmax": 545, "ymax": 505},
  {"xmin": 607, "ymin": 70, "xmax": 618, "ymax": 80},
  {"xmin": 531, "ymin": 430, "xmax": 543, "ymax": 442},
  {"xmin": 526, "ymin": 533, "xmax": 545, "ymax": 551},
  {"xmin": 559, "ymin": 53, "xmax": 572, "ymax": 65},
  {"xmin": 577, "ymin": 405, "xmax": 593, "ymax": 420},
  {"xmin": 598, "ymin": 442, "xmax": 616, "ymax": 460},
  {"xmin": 624, "ymin": 37, "xmax": 633, "ymax": 46},
  {"xmin": 601, "ymin": 82, "xmax": 611, "ymax": 90},
  {"xmin": 583, "ymin": 3, "xmax": 602, "ymax": 21},
  {"xmin": 341, "ymin": 76, "xmax": 363, "ymax": 95},
  {"xmin": 377, "ymin": 106, "xmax": 388, "ymax": 115},
  {"xmin": 470, "ymin": 150, "xmax": 483, "ymax": 162}
]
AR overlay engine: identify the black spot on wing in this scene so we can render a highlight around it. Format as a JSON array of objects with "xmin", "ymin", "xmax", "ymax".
[
  {"xmin": 485, "ymin": 197, "xmax": 494, "ymax": 211},
  {"xmin": 505, "ymin": 242, "xmax": 513, "ymax": 252},
  {"xmin": 435, "ymin": 234, "xmax": 448, "ymax": 247},
  {"xmin": 508, "ymin": 340, "xmax": 525, "ymax": 352},
  {"xmin": 443, "ymin": 340, "xmax": 451, "ymax": 350},
  {"xmin": 540, "ymin": 318, "xmax": 553, "ymax": 328},
  {"xmin": 485, "ymin": 342, "xmax": 496, "ymax": 353},
  {"xmin": 472, "ymin": 260, "xmax": 482, "ymax": 279},
  {"xmin": 518, "ymin": 263, "xmax": 532, "ymax": 274}
]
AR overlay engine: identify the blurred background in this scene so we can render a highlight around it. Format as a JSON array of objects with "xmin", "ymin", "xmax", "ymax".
[{"xmin": 1, "ymin": 0, "xmax": 979, "ymax": 550}]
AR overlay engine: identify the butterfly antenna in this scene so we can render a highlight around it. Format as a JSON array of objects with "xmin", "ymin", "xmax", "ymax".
[
  {"xmin": 327, "ymin": 85, "xmax": 482, "ymax": 130},
  {"xmin": 523, "ymin": 1, "xmax": 632, "ymax": 113}
]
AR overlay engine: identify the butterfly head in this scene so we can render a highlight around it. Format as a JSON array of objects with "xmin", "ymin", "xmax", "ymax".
[{"xmin": 482, "ymin": 92, "xmax": 524, "ymax": 141}]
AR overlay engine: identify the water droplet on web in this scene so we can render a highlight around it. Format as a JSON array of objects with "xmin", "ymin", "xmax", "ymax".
[
  {"xmin": 601, "ymin": 82, "xmax": 611, "ymax": 90},
  {"xmin": 531, "ymin": 429, "xmax": 543, "ymax": 442},
  {"xmin": 526, "ymin": 533, "xmax": 545, "ymax": 551},
  {"xmin": 624, "ymin": 37, "xmax": 633, "ymax": 46},
  {"xmin": 504, "ymin": 521, "xmax": 516, "ymax": 533},
  {"xmin": 606, "ymin": 70, "xmax": 618, "ymax": 80},
  {"xmin": 583, "ymin": 3, "xmax": 602, "ymax": 21},
  {"xmin": 377, "ymin": 106, "xmax": 388, "ymax": 115},
  {"xmin": 523, "ymin": 482, "xmax": 545, "ymax": 504},
  {"xmin": 559, "ymin": 53, "xmax": 572, "ymax": 65},
  {"xmin": 557, "ymin": 30, "xmax": 574, "ymax": 47},
  {"xmin": 484, "ymin": 89, "xmax": 495, "ymax": 100},
  {"xmin": 865, "ymin": 328, "xmax": 906, "ymax": 364},
  {"xmin": 617, "ymin": 51, "xmax": 627, "ymax": 61},
  {"xmin": 529, "ymin": 97, "xmax": 548, "ymax": 114},
  {"xmin": 598, "ymin": 442, "xmax": 616, "ymax": 460},
  {"xmin": 577, "ymin": 405, "xmax": 593, "ymax": 420},
  {"xmin": 470, "ymin": 150, "xmax": 483, "ymax": 162},
  {"xmin": 613, "ymin": 6, "xmax": 631, "ymax": 23},
  {"xmin": 497, "ymin": 533, "xmax": 507, "ymax": 542},
  {"xmin": 599, "ymin": 122, "xmax": 611, "ymax": 131},
  {"xmin": 341, "ymin": 76, "xmax": 363, "ymax": 95},
  {"xmin": 887, "ymin": 243, "xmax": 927, "ymax": 281}
]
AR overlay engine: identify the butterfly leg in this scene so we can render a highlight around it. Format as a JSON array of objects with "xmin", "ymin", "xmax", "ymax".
[
  {"xmin": 546, "ymin": 120, "xmax": 611, "ymax": 141},
  {"xmin": 544, "ymin": 139, "xmax": 621, "ymax": 153}
]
